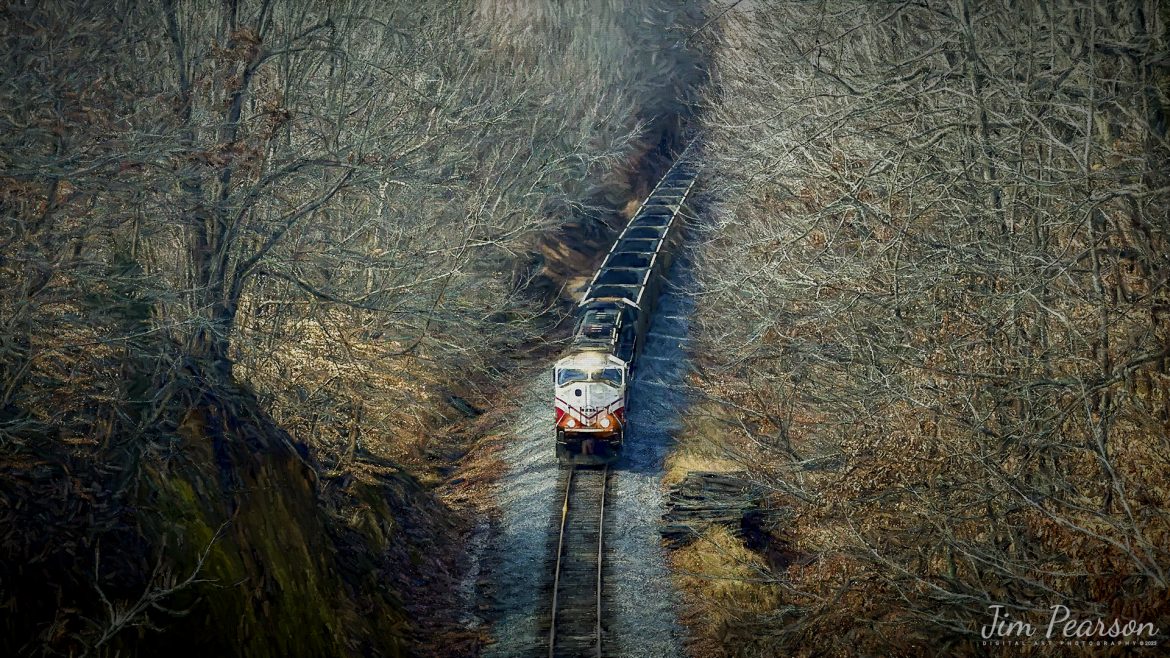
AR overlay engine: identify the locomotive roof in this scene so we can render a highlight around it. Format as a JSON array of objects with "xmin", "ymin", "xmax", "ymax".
[
  {"xmin": 570, "ymin": 305, "xmax": 623, "ymax": 351},
  {"xmin": 581, "ymin": 307, "xmax": 618, "ymax": 330},
  {"xmin": 555, "ymin": 350, "xmax": 625, "ymax": 371}
]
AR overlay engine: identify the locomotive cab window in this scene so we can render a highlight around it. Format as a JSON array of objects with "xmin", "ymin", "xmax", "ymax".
[
  {"xmin": 555, "ymin": 367, "xmax": 624, "ymax": 387},
  {"xmin": 597, "ymin": 367, "xmax": 623, "ymax": 387},
  {"xmin": 556, "ymin": 368, "xmax": 588, "ymax": 387}
]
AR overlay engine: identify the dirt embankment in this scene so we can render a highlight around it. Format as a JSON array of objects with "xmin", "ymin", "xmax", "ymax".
[{"xmin": 1, "ymin": 377, "xmax": 426, "ymax": 657}]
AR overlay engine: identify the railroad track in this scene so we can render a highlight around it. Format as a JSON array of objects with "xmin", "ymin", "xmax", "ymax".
[{"xmin": 547, "ymin": 465, "xmax": 609, "ymax": 658}]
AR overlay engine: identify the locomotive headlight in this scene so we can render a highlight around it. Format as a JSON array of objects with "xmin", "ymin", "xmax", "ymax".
[
  {"xmin": 599, "ymin": 416, "xmax": 611, "ymax": 428},
  {"xmin": 567, "ymin": 418, "xmax": 577, "ymax": 428}
]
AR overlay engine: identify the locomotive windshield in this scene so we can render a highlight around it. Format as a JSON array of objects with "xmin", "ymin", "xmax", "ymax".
[
  {"xmin": 597, "ymin": 367, "xmax": 623, "ymax": 387},
  {"xmin": 556, "ymin": 367, "xmax": 624, "ymax": 387}
]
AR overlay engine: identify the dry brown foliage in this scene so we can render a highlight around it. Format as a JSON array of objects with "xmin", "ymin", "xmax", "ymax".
[
  {"xmin": 0, "ymin": 0, "xmax": 705, "ymax": 654},
  {"xmin": 680, "ymin": 0, "xmax": 1170, "ymax": 655}
]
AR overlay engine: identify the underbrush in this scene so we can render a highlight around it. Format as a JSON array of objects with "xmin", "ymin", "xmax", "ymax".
[
  {"xmin": 1, "ymin": 1, "xmax": 708, "ymax": 653},
  {"xmin": 673, "ymin": 1, "xmax": 1170, "ymax": 655},
  {"xmin": 663, "ymin": 404, "xmax": 747, "ymax": 486},
  {"xmin": 670, "ymin": 524, "xmax": 784, "ymax": 658}
]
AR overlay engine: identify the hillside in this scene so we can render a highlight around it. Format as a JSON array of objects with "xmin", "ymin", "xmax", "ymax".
[
  {"xmin": 670, "ymin": 1, "xmax": 1170, "ymax": 655},
  {"xmin": 0, "ymin": 1, "xmax": 702, "ymax": 655}
]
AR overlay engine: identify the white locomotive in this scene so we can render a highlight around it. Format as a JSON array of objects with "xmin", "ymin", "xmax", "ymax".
[{"xmin": 554, "ymin": 154, "xmax": 698, "ymax": 464}]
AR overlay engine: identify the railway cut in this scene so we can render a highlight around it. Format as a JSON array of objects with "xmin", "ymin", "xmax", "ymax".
[{"xmin": 552, "ymin": 149, "xmax": 700, "ymax": 465}]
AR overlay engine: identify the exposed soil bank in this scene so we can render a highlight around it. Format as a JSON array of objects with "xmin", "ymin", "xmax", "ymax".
[{"xmin": 1, "ymin": 381, "xmax": 420, "ymax": 657}]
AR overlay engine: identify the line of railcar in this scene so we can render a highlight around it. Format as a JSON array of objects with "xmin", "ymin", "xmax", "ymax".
[{"xmin": 553, "ymin": 149, "xmax": 699, "ymax": 464}]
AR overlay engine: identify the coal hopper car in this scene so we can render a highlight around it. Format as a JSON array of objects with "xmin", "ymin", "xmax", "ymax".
[{"xmin": 553, "ymin": 153, "xmax": 699, "ymax": 464}]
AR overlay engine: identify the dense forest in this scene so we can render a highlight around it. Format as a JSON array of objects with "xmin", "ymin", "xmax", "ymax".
[
  {"xmin": 2, "ymin": 0, "xmax": 1167, "ymax": 656},
  {"xmin": 1, "ymin": 0, "xmax": 700, "ymax": 655},
  {"xmin": 676, "ymin": 0, "xmax": 1170, "ymax": 656}
]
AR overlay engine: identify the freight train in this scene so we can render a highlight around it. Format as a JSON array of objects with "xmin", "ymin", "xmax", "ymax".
[{"xmin": 554, "ymin": 151, "xmax": 698, "ymax": 464}]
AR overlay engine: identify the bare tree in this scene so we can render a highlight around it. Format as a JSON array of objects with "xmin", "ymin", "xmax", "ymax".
[
  {"xmin": 687, "ymin": 0, "xmax": 1169, "ymax": 654},
  {"xmin": 1, "ymin": 0, "xmax": 707, "ymax": 653}
]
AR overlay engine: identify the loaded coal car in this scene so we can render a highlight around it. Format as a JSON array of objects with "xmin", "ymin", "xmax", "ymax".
[{"xmin": 554, "ymin": 155, "xmax": 698, "ymax": 464}]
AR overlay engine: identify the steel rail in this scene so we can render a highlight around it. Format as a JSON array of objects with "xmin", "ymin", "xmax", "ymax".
[
  {"xmin": 547, "ymin": 466, "xmax": 608, "ymax": 658},
  {"xmin": 594, "ymin": 467, "xmax": 607, "ymax": 658},
  {"xmin": 548, "ymin": 466, "xmax": 575, "ymax": 658}
]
